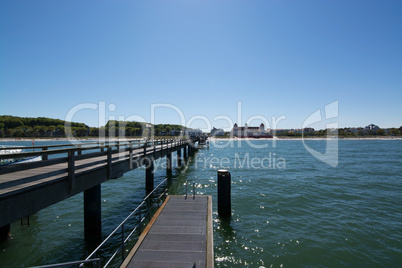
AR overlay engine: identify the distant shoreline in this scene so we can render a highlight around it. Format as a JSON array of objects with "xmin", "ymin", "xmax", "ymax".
[
  {"xmin": 1, "ymin": 136, "xmax": 401, "ymax": 142},
  {"xmin": 210, "ymin": 137, "xmax": 402, "ymax": 141}
]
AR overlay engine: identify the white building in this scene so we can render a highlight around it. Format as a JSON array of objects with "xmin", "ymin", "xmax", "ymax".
[{"xmin": 232, "ymin": 123, "xmax": 268, "ymax": 137}]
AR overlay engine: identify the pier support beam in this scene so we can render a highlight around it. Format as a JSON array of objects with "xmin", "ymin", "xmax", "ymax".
[
  {"xmin": 0, "ymin": 224, "xmax": 10, "ymax": 241},
  {"xmin": 84, "ymin": 185, "xmax": 102, "ymax": 246},
  {"xmin": 145, "ymin": 158, "xmax": 154, "ymax": 191},
  {"xmin": 177, "ymin": 149, "xmax": 182, "ymax": 167},
  {"xmin": 166, "ymin": 153, "xmax": 172, "ymax": 175}
]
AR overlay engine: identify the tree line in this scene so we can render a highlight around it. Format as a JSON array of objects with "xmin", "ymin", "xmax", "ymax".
[
  {"xmin": 0, "ymin": 115, "xmax": 186, "ymax": 138},
  {"xmin": 274, "ymin": 127, "xmax": 402, "ymax": 137}
]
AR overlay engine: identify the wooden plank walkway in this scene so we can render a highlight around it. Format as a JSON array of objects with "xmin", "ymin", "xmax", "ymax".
[{"xmin": 121, "ymin": 195, "xmax": 214, "ymax": 268}]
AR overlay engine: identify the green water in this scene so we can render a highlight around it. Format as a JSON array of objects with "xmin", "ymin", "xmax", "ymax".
[{"xmin": 0, "ymin": 139, "xmax": 401, "ymax": 267}]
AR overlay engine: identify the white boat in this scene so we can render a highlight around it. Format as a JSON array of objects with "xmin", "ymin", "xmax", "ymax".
[{"xmin": 0, "ymin": 147, "xmax": 42, "ymax": 166}]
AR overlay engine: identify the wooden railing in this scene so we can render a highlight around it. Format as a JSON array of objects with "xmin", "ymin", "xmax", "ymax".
[{"xmin": 0, "ymin": 139, "xmax": 188, "ymax": 177}]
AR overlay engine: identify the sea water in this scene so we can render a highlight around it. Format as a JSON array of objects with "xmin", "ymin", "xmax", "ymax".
[{"xmin": 0, "ymin": 139, "xmax": 401, "ymax": 267}]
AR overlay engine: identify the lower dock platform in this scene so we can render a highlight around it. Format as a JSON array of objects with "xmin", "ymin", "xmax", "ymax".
[{"xmin": 121, "ymin": 195, "xmax": 214, "ymax": 268}]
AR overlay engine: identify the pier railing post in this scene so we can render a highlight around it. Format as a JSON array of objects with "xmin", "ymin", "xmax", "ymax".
[
  {"xmin": 77, "ymin": 145, "xmax": 82, "ymax": 156},
  {"xmin": 107, "ymin": 146, "xmax": 112, "ymax": 179},
  {"xmin": 145, "ymin": 157, "xmax": 154, "ymax": 192},
  {"xmin": 129, "ymin": 144, "xmax": 133, "ymax": 169},
  {"xmin": 218, "ymin": 169, "xmax": 231, "ymax": 217},
  {"xmin": 42, "ymin": 147, "xmax": 48, "ymax": 161},
  {"xmin": 68, "ymin": 150, "xmax": 75, "ymax": 195}
]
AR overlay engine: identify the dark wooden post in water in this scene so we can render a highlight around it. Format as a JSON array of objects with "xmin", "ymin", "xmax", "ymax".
[
  {"xmin": 145, "ymin": 158, "xmax": 154, "ymax": 191},
  {"xmin": 166, "ymin": 153, "xmax": 172, "ymax": 175},
  {"xmin": 218, "ymin": 169, "xmax": 231, "ymax": 217},
  {"xmin": 183, "ymin": 145, "xmax": 188, "ymax": 161},
  {"xmin": 0, "ymin": 224, "xmax": 10, "ymax": 241},
  {"xmin": 177, "ymin": 148, "xmax": 182, "ymax": 167},
  {"xmin": 84, "ymin": 184, "xmax": 102, "ymax": 246},
  {"xmin": 188, "ymin": 143, "xmax": 195, "ymax": 156}
]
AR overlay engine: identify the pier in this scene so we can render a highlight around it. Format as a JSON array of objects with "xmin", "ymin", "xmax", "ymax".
[
  {"xmin": 0, "ymin": 138, "xmax": 200, "ymax": 242},
  {"xmin": 121, "ymin": 195, "xmax": 214, "ymax": 268}
]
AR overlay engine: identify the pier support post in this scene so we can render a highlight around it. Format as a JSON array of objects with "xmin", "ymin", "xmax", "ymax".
[
  {"xmin": 84, "ymin": 185, "xmax": 102, "ymax": 246},
  {"xmin": 0, "ymin": 224, "xmax": 10, "ymax": 241},
  {"xmin": 177, "ymin": 148, "xmax": 182, "ymax": 167},
  {"xmin": 166, "ymin": 153, "xmax": 172, "ymax": 175},
  {"xmin": 189, "ymin": 144, "xmax": 194, "ymax": 155},
  {"xmin": 145, "ymin": 158, "xmax": 154, "ymax": 191},
  {"xmin": 183, "ymin": 145, "xmax": 188, "ymax": 161},
  {"xmin": 217, "ymin": 169, "xmax": 231, "ymax": 217}
]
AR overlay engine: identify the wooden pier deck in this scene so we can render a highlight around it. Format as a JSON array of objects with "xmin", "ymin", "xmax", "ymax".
[
  {"xmin": 0, "ymin": 139, "xmax": 195, "ymax": 233},
  {"xmin": 121, "ymin": 195, "xmax": 214, "ymax": 268}
]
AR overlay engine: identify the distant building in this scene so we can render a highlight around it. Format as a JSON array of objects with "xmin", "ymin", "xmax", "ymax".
[
  {"xmin": 348, "ymin": 128, "xmax": 361, "ymax": 134},
  {"xmin": 169, "ymin": 129, "xmax": 181, "ymax": 136},
  {"xmin": 273, "ymin": 129, "xmax": 287, "ymax": 134},
  {"xmin": 231, "ymin": 123, "xmax": 272, "ymax": 138},
  {"xmin": 365, "ymin": 124, "xmax": 379, "ymax": 133},
  {"xmin": 211, "ymin": 127, "xmax": 224, "ymax": 136},
  {"xmin": 303, "ymin": 128, "xmax": 315, "ymax": 133},
  {"xmin": 185, "ymin": 129, "xmax": 203, "ymax": 137}
]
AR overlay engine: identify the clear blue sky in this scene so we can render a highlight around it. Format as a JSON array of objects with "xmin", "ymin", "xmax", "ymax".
[{"xmin": 1, "ymin": 0, "xmax": 401, "ymax": 131}]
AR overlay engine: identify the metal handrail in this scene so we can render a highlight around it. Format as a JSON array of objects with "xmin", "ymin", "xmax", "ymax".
[
  {"xmin": 85, "ymin": 178, "xmax": 169, "ymax": 267},
  {"xmin": 185, "ymin": 181, "xmax": 196, "ymax": 200},
  {"xmin": 30, "ymin": 258, "xmax": 101, "ymax": 268},
  {"xmin": 31, "ymin": 179, "xmax": 168, "ymax": 268}
]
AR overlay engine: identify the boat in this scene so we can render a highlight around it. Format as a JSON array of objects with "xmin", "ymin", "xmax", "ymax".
[{"xmin": 0, "ymin": 147, "xmax": 42, "ymax": 166}]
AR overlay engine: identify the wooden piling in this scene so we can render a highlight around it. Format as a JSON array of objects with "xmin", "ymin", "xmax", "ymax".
[
  {"xmin": 217, "ymin": 169, "xmax": 231, "ymax": 217},
  {"xmin": 0, "ymin": 224, "xmax": 10, "ymax": 241},
  {"xmin": 145, "ymin": 158, "xmax": 154, "ymax": 191},
  {"xmin": 84, "ymin": 184, "xmax": 102, "ymax": 246}
]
